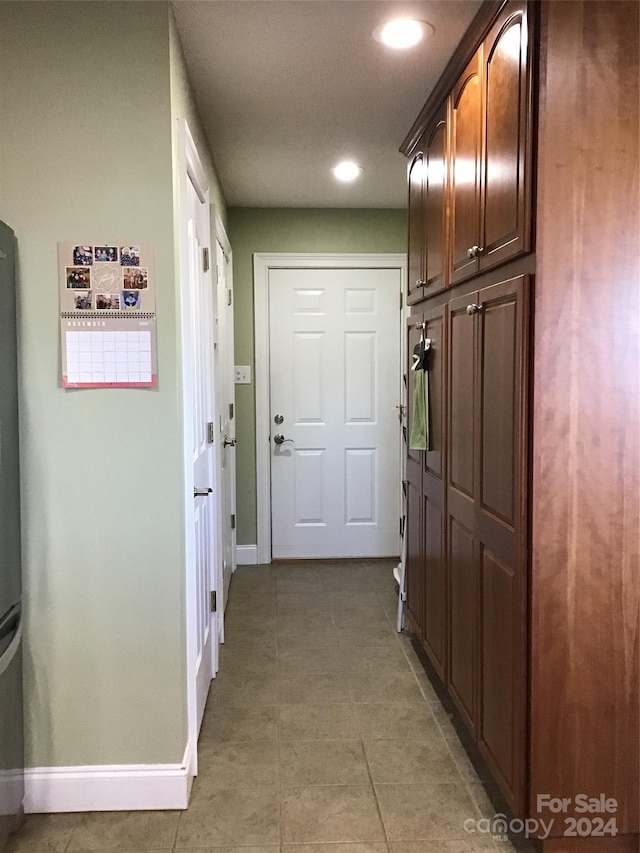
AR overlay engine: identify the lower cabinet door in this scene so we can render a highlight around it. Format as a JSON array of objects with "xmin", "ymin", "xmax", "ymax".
[
  {"xmin": 446, "ymin": 292, "xmax": 479, "ymax": 733},
  {"xmin": 476, "ymin": 274, "xmax": 529, "ymax": 816},
  {"xmin": 422, "ymin": 303, "xmax": 447, "ymax": 680}
]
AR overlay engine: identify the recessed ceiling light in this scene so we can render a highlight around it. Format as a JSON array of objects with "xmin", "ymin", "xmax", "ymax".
[
  {"xmin": 332, "ymin": 161, "xmax": 363, "ymax": 182},
  {"xmin": 373, "ymin": 18, "xmax": 433, "ymax": 50}
]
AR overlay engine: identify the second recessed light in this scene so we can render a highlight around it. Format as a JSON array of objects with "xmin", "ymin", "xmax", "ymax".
[
  {"xmin": 332, "ymin": 161, "xmax": 363, "ymax": 182},
  {"xmin": 373, "ymin": 18, "xmax": 433, "ymax": 50}
]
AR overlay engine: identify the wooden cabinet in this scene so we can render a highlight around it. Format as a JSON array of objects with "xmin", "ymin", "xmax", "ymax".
[
  {"xmin": 449, "ymin": 1, "xmax": 533, "ymax": 284},
  {"xmin": 450, "ymin": 52, "xmax": 483, "ymax": 284},
  {"xmin": 401, "ymin": 2, "xmax": 639, "ymax": 849},
  {"xmin": 480, "ymin": 1, "xmax": 532, "ymax": 269},
  {"xmin": 406, "ymin": 147, "xmax": 425, "ymax": 305},
  {"xmin": 421, "ymin": 303, "xmax": 447, "ymax": 681},
  {"xmin": 423, "ymin": 107, "xmax": 449, "ymax": 295},
  {"xmin": 404, "ymin": 317, "xmax": 424, "ymax": 633}
]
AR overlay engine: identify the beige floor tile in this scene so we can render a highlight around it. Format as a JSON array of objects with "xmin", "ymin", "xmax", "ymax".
[
  {"xmin": 277, "ymin": 592, "xmax": 331, "ymax": 614},
  {"xmin": 197, "ymin": 740, "xmax": 279, "ymax": 789},
  {"xmin": 67, "ymin": 811, "xmax": 179, "ymax": 850},
  {"xmin": 212, "ymin": 670, "xmax": 279, "ymax": 705},
  {"xmin": 177, "ymin": 848, "xmax": 279, "ymax": 853},
  {"xmin": 218, "ymin": 643, "xmax": 277, "ymax": 672},
  {"xmin": 279, "ymin": 703, "xmax": 360, "ymax": 740},
  {"xmin": 277, "ymin": 612, "xmax": 331, "ymax": 633},
  {"xmin": 413, "ymin": 672, "xmax": 441, "ymax": 706},
  {"xmin": 389, "ymin": 839, "xmax": 497, "ymax": 852},
  {"xmin": 282, "ymin": 845, "xmax": 388, "ymax": 853},
  {"xmin": 430, "ymin": 704, "xmax": 458, "ymax": 739},
  {"xmin": 199, "ymin": 703, "xmax": 278, "ymax": 742},
  {"xmin": 281, "ymin": 786, "xmax": 385, "ymax": 843},
  {"xmin": 277, "ymin": 645, "xmax": 346, "ymax": 676},
  {"xmin": 349, "ymin": 670, "xmax": 424, "ymax": 703},
  {"xmin": 337, "ymin": 623, "xmax": 398, "ymax": 647},
  {"xmin": 355, "ymin": 703, "xmax": 440, "ymax": 741},
  {"xmin": 326, "ymin": 590, "xmax": 386, "ymax": 612},
  {"xmin": 444, "ymin": 739, "xmax": 493, "ymax": 784},
  {"xmin": 279, "ymin": 740, "xmax": 370, "ymax": 786},
  {"xmin": 278, "ymin": 671, "xmax": 351, "ymax": 704},
  {"xmin": 5, "ymin": 813, "xmax": 78, "ymax": 852},
  {"xmin": 339, "ymin": 645, "xmax": 413, "ymax": 671},
  {"xmin": 375, "ymin": 783, "xmax": 477, "ymax": 841},
  {"xmin": 223, "ymin": 616, "xmax": 277, "ymax": 643},
  {"xmin": 276, "ymin": 577, "xmax": 325, "ymax": 594},
  {"xmin": 175, "ymin": 786, "xmax": 280, "ymax": 847},
  {"xmin": 363, "ymin": 739, "xmax": 461, "ymax": 784},
  {"xmin": 277, "ymin": 625, "xmax": 339, "ymax": 648}
]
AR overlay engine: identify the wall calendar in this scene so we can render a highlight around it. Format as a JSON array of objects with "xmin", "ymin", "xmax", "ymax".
[{"xmin": 58, "ymin": 242, "xmax": 158, "ymax": 388}]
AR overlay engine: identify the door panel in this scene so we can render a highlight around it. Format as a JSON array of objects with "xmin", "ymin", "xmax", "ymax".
[
  {"xmin": 215, "ymin": 241, "xmax": 236, "ymax": 617},
  {"xmin": 407, "ymin": 149, "xmax": 426, "ymax": 304},
  {"xmin": 424, "ymin": 496, "xmax": 446, "ymax": 676},
  {"xmin": 405, "ymin": 473, "xmax": 423, "ymax": 637},
  {"xmin": 480, "ymin": 296, "xmax": 516, "ymax": 525},
  {"xmin": 421, "ymin": 303, "xmax": 447, "ymax": 680},
  {"xmin": 476, "ymin": 274, "xmax": 528, "ymax": 814},
  {"xmin": 187, "ymin": 178, "xmax": 216, "ymax": 732},
  {"xmin": 424, "ymin": 108, "xmax": 448, "ymax": 295},
  {"xmin": 481, "ymin": 547, "xmax": 516, "ymax": 790},
  {"xmin": 448, "ymin": 297, "xmax": 477, "ymax": 506},
  {"xmin": 450, "ymin": 52, "xmax": 482, "ymax": 284},
  {"xmin": 481, "ymin": 2, "xmax": 531, "ymax": 270},
  {"xmin": 269, "ymin": 267, "xmax": 401, "ymax": 559},
  {"xmin": 407, "ymin": 318, "xmax": 424, "ymax": 468},
  {"xmin": 448, "ymin": 517, "xmax": 476, "ymax": 730}
]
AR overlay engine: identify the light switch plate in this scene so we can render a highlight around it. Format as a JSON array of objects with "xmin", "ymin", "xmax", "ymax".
[{"xmin": 234, "ymin": 365, "xmax": 251, "ymax": 384}]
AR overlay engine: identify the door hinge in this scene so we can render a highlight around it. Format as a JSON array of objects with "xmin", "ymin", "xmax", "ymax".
[
  {"xmin": 203, "ymin": 247, "xmax": 210, "ymax": 272},
  {"xmin": 227, "ymin": 288, "xmax": 232, "ymax": 306},
  {"xmin": 210, "ymin": 590, "xmax": 217, "ymax": 612},
  {"xmin": 230, "ymin": 513, "xmax": 236, "ymax": 530},
  {"xmin": 229, "ymin": 403, "xmax": 234, "ymax": 420},
  {"xmin": 400, "ymin": 292, "xmax": 404, "ymax": 310},
  {"xmin": 207, "ymin": 422, "xmax": 215, "ymax": 443}
]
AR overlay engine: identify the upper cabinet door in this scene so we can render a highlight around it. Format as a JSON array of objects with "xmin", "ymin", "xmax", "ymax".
[
  {"xmin": 449, "ymin": 50, "xmax": 483, "ymax": 285},
  {"xmin": 407, "ymin": 145, "xmax": 426, "ymax": 305},
  {"xmin": 424, "ymin": 106, "xmax": 449, "ymax": 296},
  {"xmin": 480, "ymin": 1, "xmax": 532, "ymax": 270}
]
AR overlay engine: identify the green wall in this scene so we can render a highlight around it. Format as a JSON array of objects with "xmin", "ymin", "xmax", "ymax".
[
  {"xmin": 0, "ymin": 1, "xmax": 224, "ymax": 769},
  {"xmin": 227, "ymin": 208, "xmax": 407, "ymax": 547}
]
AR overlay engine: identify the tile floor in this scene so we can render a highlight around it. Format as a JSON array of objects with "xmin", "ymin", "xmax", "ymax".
[{"xmin": 9, "ymin": 560, "xmax": 518, "ymax": 852}]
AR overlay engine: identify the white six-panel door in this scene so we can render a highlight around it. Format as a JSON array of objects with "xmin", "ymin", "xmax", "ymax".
[
  {"xmin": 187, "ymin": 177, "xmax": 217, "ymax": 733},
  {"xmin": 268, "ymin": 267, "xmax": 401, "ymax": 559}
]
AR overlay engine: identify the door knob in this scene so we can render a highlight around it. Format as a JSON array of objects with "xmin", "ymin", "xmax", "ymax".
[
  {"xmin": 467, "ymin": 245, "xmax": 484, "ymax": 258},
  {"xmin": 274, "ymin": 434, "xmax": 293, "ymax": 445},
  {"xmin": 223, "ymin": 436, "xmax": 236, "ymax": 448},
  {"xmin": 466, "ymin": 303, "xmax": 481, "ymax": 315},
  {"xmin": 194, "ymin": 487, "xmax": 212, "ymax": 497}
]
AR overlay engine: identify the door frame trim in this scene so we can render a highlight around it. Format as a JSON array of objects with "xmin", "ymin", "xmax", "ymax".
[{"xmin": 253, "ymin": 252, "xmax": 407, "ymax": 565}]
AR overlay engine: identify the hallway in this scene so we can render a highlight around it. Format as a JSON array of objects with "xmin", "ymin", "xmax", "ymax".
[{"xmin": 10, "ymin": 561, "xmax": 514, "ymax": 851}]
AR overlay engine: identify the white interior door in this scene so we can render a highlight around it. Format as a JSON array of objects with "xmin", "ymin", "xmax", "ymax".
[
  {"xmin": 215, "ymin": 238, "xmax": 236, "ymax": 616},
  {"xmin": 187, "ymin": 177, "xmax": 217, "ymax": 732},
  {"xmin": 269, "ymin": 266, "xmax": 401, "ymax": 559}
]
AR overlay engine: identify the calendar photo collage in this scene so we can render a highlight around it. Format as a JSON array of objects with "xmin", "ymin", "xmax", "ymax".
[{"xmin": 58, "ymin": 242, "xmax": 158, "ymax": 389}]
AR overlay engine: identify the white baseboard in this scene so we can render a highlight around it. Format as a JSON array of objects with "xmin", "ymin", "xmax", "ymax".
[
  {"xmin": 236, "ymin": 544, "xmax": 258, "ymax": 565},
  {"xmin": 25, "ymin": 751, "xmax": 193, "ymax": 813}
]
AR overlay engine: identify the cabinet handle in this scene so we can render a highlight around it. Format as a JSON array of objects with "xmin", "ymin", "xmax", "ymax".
[
  {"xmin": 466, "ymin": 303, "xmax": 480, "ymax": 315},
  {"xmin": 415, "ymin": 279, "xmax": 426, "ymax": 287},
  {"xmin": 467, "ymin": 245, "xmax": 484, "ymax": 258}
]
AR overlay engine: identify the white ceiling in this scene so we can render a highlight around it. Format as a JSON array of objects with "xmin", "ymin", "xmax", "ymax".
[{"xmin": 172, "ymin": 0, "xmax": 482, "ymax": 209}]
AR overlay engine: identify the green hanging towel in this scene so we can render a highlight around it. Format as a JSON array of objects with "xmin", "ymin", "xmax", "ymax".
[{"xmin": 409, "ymin": 368, "xmax": 430, "ymax": 451}]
